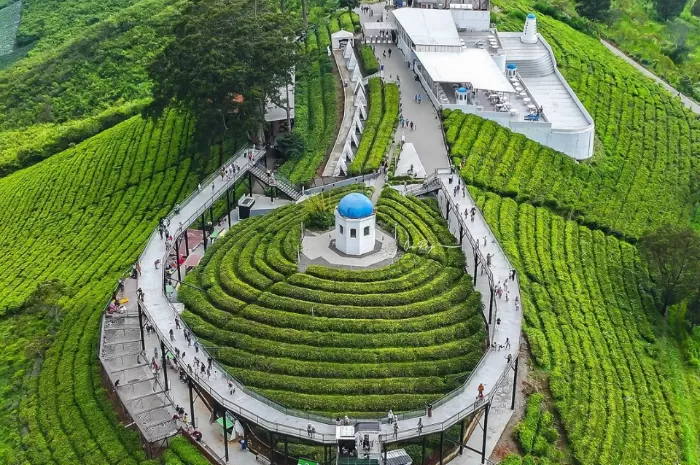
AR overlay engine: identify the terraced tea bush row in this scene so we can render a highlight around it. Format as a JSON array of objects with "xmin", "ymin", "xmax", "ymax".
[
  {"xmin": 180, "ymin": 187, "xmax": 485, "ymax": 415},
  {"xmin": 469, "ymin": 186, "xmax": 700, "ymax": 465}
]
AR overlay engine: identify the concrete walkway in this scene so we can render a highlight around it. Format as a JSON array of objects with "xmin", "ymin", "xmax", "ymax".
[
  {"xmin": 432, "ymin": 173, "xmax": 523, "ymax": 464},
  {"xmin": 324, "ymin": 50, "xmax": 357, "ymax": 177},
  {"xmin": 600, "ymin": 39, "xmax": 700, "ymax": 115},
  {"xmin": 359, "ymin": 4, "xmax": 449, "ymax": 173}
]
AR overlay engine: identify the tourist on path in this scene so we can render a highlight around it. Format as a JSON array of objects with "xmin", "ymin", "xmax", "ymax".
[
  {"xmin": 477, "ymin": 383, "xmax": 485, "ymax": 399},
  {"xmin": 393, "ymin": 422, "xmax": 399, "ymax": 438},
  {"xmin": 169, "ymin": 329, "xmax": 174, "ymax": 341}
]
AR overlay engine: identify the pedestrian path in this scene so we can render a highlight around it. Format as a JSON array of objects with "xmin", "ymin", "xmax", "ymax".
[{"xmin": 601, "ymin": 40, "xmax": 700, "ymax": 115}]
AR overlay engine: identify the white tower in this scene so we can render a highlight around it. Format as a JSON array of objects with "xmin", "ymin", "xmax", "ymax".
[
  {"xmin": 521, "ymin": 13, "xmax": 537, "ymax": 44},
  {"xmin": 334, "ymin": 193, "xmax": 376, "ymax": 256}
]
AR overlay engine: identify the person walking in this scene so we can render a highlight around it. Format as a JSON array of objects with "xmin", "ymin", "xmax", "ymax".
[
  {"xmin": 388, "ymin": 410, "xmax": 394, "ymax": 424},
  {"xmin": 486, "ymin": 253, "xmax": 492, "ymax": 266},
  {"xmin": 175, "ymin": 317, "xmax": 181, "ymax": 329},
  {"xmin": 393, "ymin": 421, "xmax": 399, "ymax": 438},
  {"xmin": 388, "ymin": 49, "xmax": 392, "ymax": 58},
  {"xmin": 505, "ymin": 337, "xmax": 511, "ymax": 349},
  {"xmin": 477, "ymin": 383, "xmax": 485, "ymax": 399},
  {"xmin": 169, "ymin": 329, "xmax": 174, "ymax": 341},
  {"xmin": 496, "ymin": 317, "xmax": 501, "ymax": 330},
  {"xmin": 417, "ymin": 418, "xmax": 423, "ymax": 434},
  {"xmin": 154, "ymin": 346, "xmax": 159, "ymax": 360}
]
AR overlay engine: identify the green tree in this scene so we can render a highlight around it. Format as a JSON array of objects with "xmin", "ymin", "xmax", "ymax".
[
  {"xmin": 575, "ymin": 0, "xmax": 610, "ymax": 21},
  {"xmin": 692, "ymin": 0, "xmax": 700, "ymax": 16},
  {"xmin": 653, "ymin": 0, "xmax": 686, "ymax": 20},
  {"xmin": 277, "ymin": 131, "xmax": 305, "ymax": 161},
  {"xmin": 340, "ymin": 0, "xmax": 360, "ymax": 11},
  {"xmin": 638, "ymin": 224, "xmax": 700, "ymax": 314},
  {"xmin": 147, "ymin": 0, "xmax": 301, "ymax": 156}
]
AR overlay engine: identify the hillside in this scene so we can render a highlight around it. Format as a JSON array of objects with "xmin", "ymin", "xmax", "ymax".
[
  {"xmin": 0, "ymin": 112, "xmax": 199, "ymax": 464},
  {"xmin": 470, "ymin": 186, "xmax": 700, "ymax": 465},
  {"xmin": 443, "ymin": 5, "xmax": 700, "ymax": 240}
]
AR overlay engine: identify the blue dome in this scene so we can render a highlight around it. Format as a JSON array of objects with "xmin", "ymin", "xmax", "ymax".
[
  {"xmin": 457, "ymin": 87, "xmax": 467, "ymax": 93},
  {"xmin": 337, "ymin": 193, "xmax": 373, "ymax": 219},
  {"xmin": 507, "ymin": 63, "xmax": 517, "ymax": 69},
  {"xmin": 527, "ymin": 13, "xmax": 536, "ymax": 19}
]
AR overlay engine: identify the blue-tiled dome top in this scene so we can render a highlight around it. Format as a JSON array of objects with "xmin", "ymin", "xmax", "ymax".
[
  {"xmin": 337, "ymin": 193, "xmax": 373, "ymax": 219},
  {"xmin": 527, "ymin": 13, "xmax": 536, "ymax": 19},
  {"xmin": 507, "ymin": 63, "xmax": 517, "ymax": 69},
  {"xmin": 457, "ymin": 87, "xmax": 467, "ymax": 93}
]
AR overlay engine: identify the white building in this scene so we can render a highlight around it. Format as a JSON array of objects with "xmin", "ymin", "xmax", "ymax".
[
  {"xmin": 334, "ymin": 193, "xmax": 376, "ymax": 256},
  {"xmin": 382, "ymin": 9, "xmax": 594, "ymax": 159}
]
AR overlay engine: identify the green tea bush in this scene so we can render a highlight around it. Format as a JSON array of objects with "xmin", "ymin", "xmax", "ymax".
[{"xmin": 182, "ymin": 187, "xmax": 485, "ymax": 414}]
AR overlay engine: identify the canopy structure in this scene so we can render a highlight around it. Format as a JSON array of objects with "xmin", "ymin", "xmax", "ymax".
[
  {"xmin": 183, "ymin": 253, "xmax": 202, "ymax": 268},
  {"xmin": 415, "ymin": 49, "xmax": 515, "ymax": 92},
  {"xmin": 393, "ymin": 9, "xmax": 461, "ymax": 47}
]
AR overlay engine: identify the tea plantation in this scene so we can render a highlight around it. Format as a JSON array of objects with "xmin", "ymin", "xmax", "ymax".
[{"xmin": 180, "ymin": 187, "xmax": 486, "ymax": 416}]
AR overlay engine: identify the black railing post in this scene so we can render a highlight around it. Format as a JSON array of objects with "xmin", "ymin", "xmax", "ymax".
[
  {"xmin": 209, "ymin": 206, "xmax": 214, "ymax": 226},
  {"xmin": 184, "ymin": 231, "xmax": 190, "ymax": 256},
  {"xmin": 223, "ymin": 410, "xmax": 229, "ymax": 462},
  {"xmin": 489, "ymin": 287, "xmax": 494, "ymax": 324},
  {"xmin": 269, "ymin": 431, "xmax": 275, "ymax": 465},
  {"xmin": 188, "ymin": 376, "xmax": 196, "ymax": 428},
  {"xmin": 439, "ymin": 430, "xmax": 444, "ymax": 465},
  {"xmin": 176, "ymin": 238, "xmax": 182, "ymax": 283},
  {"xmin": 137, "ymin": 301, "xmax": 145, "ymax": 352},
  {"xmin": 284, "ymin": 435, "xmax": 288, "ymax": 463},
  {"xmin": 248, "ymin": 171, "xmax": 253, "ymax": 196},
  {"xmin": 473, "ymin": 249, "xmax": 478, "ymax": 286},
  {"xmin": 383, "ymin": 441, "xmax": 388, "ymax": 465},
  {"xmin": 459, "ymin": 419, "xmax": 465, "ymax": 455},
  {"xmin": 511, "ymin": 357, "xmax": 519, "ymax": 410},
  {"xmin": 460, "ymin": 223, "xmax": 464, "ymax": 245},
  {"xmin": 481, "ymin": 403, "xmax": 490, "ymax": 464},
  {"xmin": 422, "ymin": 436, "xmax": 426, "ymax": 465},
  {"xmin": 160, "ymin": 339, "xmax": 168, "ymax": 391},
  {"xmin": 201, "ymin": 213, "xmax": 207, "ymax": 252}
]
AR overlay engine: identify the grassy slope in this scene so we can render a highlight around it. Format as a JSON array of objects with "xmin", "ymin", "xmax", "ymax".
[{"xmin": 0, "ymin": 112, "xmax": 199, "ymax": 464}]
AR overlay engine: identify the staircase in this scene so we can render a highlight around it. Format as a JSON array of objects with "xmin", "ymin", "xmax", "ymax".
[
  {"xmin": 248, "ymin": 164, "xmax": 302, "ymax": 201},
  {"xmin": 404, "ymin": 173, "xmax": 442, "ymax": 196},
  {"xmin": 507, "ymin": 53, "xmax": 555, "ymax": 77}
]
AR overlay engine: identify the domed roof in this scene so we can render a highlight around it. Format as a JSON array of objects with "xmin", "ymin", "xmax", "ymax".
[
  {"xmin": 527, "ymin": 13, "xmax": 536, "ymax": 19},
  {"xmin": 457, "ymin": 87, "xmax": 467, "ymax": 93},
  {"xmin": 507, "ymin": 63, "xmax": 517, "ymax": 69},
  {"xmin": 337, "ymin": 193, "xmax": 373, "ymax": 219}
]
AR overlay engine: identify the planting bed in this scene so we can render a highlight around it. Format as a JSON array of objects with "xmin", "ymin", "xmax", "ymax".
[{"xmin": 180, "ymin": 187, "xmax": 486, "ymax": 417}]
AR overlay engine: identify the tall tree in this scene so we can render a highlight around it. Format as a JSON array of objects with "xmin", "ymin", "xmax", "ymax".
[
  {"xmin": 575, "ymin": 0, "xmax": 610, "ymax": 21},
  {"xmin": 654, "ymin": 0, "xmax": 686, "ymax": 20},
  {"xmin": 340, "ymin": 0, "xmax": 360, "ymax": 11},
  {"xmin": 146, "ymin": 0, "xmax": 301, "ymax": 156},
  {"xmin": 638, "ymin": 224, "xmax": 700, "ymax": 315}
]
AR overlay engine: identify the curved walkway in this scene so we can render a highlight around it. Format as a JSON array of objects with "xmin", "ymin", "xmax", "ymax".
[
  {"xmin": 600, "ymin": 39, "xmax": 700, "ymax": 115},
  {"xmin": 133, "ymin": 121, "xmax": 522, "ymax": 457}
]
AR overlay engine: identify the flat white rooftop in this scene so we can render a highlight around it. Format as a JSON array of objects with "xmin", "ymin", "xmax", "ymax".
[
  {"xmin": 392, "ymin": 9, "xmax": 461, "ymax": 47},
  {"xmin": 415, "ymin": 49, "xmax": 514, "ymax": 92},
  {"xmin": 499, "ymin": 33, "xmax": 591, "ymax": 130}
]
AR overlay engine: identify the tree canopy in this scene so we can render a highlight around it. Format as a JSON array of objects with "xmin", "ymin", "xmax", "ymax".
[
  {"xmin": 638, "ymin": 224, "xmax": 700, "ymax": 314},
  {"xmin": 575, "ymin": 0, "xmax": 610, "ymax": 21},
  {"xmin": 653, "ymin": 0, "xmax": 686, "ymax": 20},
  {"xmin": 147, "ymin": 0, "xmax": 301, "ymax": 152}
]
